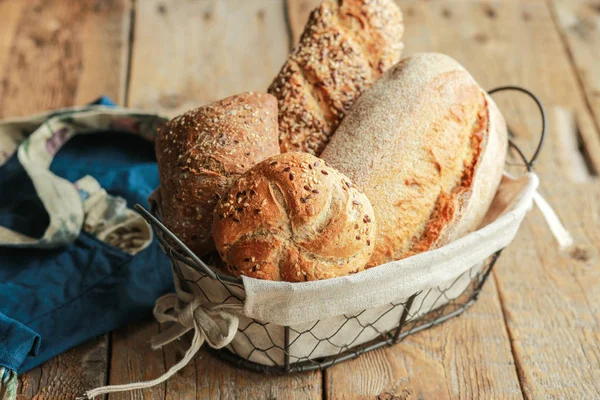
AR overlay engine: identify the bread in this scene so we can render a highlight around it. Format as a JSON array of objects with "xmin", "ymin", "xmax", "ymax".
[
  {"xmin": 321, "ymin": 53, "xmax": 508, "ymax": 267},
  {"xmin": 268, "ymin": 0, "xmax": 404, "ymax": 156},
  {"xmin": 156, "ymin": 92, "xmax": 280, "ymax": 256},
  {"xmin": 212, "ymin": 152, "xmax": 376, "ymax": 282}
]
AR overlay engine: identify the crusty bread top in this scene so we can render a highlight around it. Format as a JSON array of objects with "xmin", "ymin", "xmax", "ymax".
[
  {"xmin": 321, "ymin": 53, "xmax": 506, "ymax": 266},
  {"xmin": 269, "ymin": 0, "xmax": 404, "ymax": 155},
  {"xmin": 212, "ymin": 152, "xmax": 376, "ymax": 282},
  {"xmin": 156, "ymin": 92, "xmax": 280, "ymax": 256}
]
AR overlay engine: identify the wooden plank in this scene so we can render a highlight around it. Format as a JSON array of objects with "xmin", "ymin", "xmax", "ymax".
[
  {"xmin": 548, "ymin": 0, "xmax": 600, "ymax": 137},
  {"xmin": 320, "ymin": 0, "xmax": 525, "ymax": 397},
  {"xmin": 386, "ymin": 0, "xmax": 600, "ymax": 398},
  {"xmin": 109, "ymin": 1, "xmax": 323, "ymax": 398},
  {"xmin": 126, "ymin": 0, "xmax": 290, "ymax": 117},
  {"xmin": 0, "ymin": 0, "xmax": 131, "ymax": 118},
  {"xmin": 0, "ymin": 0, "xmax": 132, "ymax": 398},
  {"xmin": 166, "ymin": 346, "xmax": 322, "ymax": 400},
  {"xmin": 16, "ymin": 337, "xmax": 109, "ymax": 400}
]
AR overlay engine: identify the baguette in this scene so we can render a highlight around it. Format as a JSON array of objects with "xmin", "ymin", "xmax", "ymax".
[
  {"xmin": 268, "ymin": 0, "xmax": 404, "ymax": 156},
  {"xmin": 321, "ymin": 53, "xmax": 508, "ymax": 266},
  {"xmin": 156, "ymin": 93, "xmax": 280, "ymax": 256},
  {"xmin": 212, "ymin": 152, "xmax": 376, "ymax": 281}
]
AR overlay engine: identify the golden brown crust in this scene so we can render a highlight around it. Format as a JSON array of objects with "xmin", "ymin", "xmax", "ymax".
[
  {"xmin": 321, "ymin": 53, "xmax": 508, "ymax": 267},
  {"xmin": 156, "ymin": 92, "xmax": 280, "ymax": 256},
  {"xmin": 268, "ymin": 0, "xmax": 404, "ymax": 156},
  {"xmin": 212, "ymin": 152, "xmax": 376, "ymax": 282}
]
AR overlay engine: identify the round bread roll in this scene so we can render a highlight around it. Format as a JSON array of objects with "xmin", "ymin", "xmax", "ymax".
[
  {"xmin": 321, "ymin": 53, "xmax": 508, "ymax": 267},
  {"xmin": 156, "ymin": 92, "xmax": 280, "ymax": 257},
  {"xmin": 212, "ymin": 152, "xmax": 376, "ymax": 282}
]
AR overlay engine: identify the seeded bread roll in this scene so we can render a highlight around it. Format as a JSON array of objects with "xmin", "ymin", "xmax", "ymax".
[
  {"xmin": 321, "ymin": 53, "xmax": 508, "ymax": 266},
  {"xmin": 212, "ymin": 152, "xmax": 376, "ymax": 282},
  {"xmin": 268, "ymin": 0, "xmax": 404, "ymax": 156},
  {"xmin": 156, "ymin": 93, "xmax": 280, "ymax": 256}
]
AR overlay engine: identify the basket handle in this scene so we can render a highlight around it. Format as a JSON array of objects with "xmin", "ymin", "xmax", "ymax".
[{"xmin": 488, "ymin": 86, "xmax": 547, "ymax": 171}]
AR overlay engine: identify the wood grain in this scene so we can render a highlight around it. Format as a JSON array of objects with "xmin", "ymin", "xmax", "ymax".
[
  {"xmin": 0, "ymin": 0, "xmax": 131, "ymax": 398},
  {"xmin": 127, "ymin": 0, "xmax": 290, "ymax": 117},
  {"xmin": 0, "ymin": 0, "xmax": 131, "ymax": 118},
  {"xmin": 166, "ymin": 346, "xmax": 321, "ymax": 400},
  {"xmin": 549, "ymin": 0, "xmax": 600, "ymax": 135},
  {"xmin": 108, "ymin": 1, "xmax": 323, "ymax": 398}
]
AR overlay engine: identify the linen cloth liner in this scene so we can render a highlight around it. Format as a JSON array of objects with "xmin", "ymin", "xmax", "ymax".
[{"xmin": 0, "ymin": 102, "xmax": 174, "ymax": 399}]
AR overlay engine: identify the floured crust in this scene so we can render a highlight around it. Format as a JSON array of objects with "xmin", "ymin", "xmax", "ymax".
[
  {"xmin": 212, "ymin": 152, "xmax": 377, "ymax": 281},
  {"xmin": 156, "ymin": 92, "xmax": 280, "ymax": 256},
  {"xmin": 321, "ymin": 53, "xmax": 508, "ymax": 266},
  {"xmin": 269, "ymin": 0, "xmax": 404, "ymax": 156}
]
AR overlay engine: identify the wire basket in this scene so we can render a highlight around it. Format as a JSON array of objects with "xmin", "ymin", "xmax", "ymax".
[{"xmin": 134, "ymin": 86, "xmax": 545, "ymax": 374}]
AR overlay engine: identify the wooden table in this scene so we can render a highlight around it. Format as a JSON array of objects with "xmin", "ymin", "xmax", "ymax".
[{"xmin": 2, "ymin": 0, "xmax": 599, "ymax": 398}]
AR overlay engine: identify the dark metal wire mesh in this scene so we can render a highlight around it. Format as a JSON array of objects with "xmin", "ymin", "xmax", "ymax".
[{"xmin": 134, "ymin": 86, "xmax": 545, "ymax": 374}]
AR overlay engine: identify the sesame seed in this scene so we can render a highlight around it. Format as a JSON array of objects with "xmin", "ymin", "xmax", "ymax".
[
  {"xmin": 312, "ymin": 189, "xmax": 320, "ymax": 194},
  {"xmin": 367, "ymin": 240, "xmax": 371, "ymax": 246},
  {"xmin": 283, "ymin": 167, "xmax": 291, "ymax": 172},
  {"xmin": 353, "ymin": 200, "xmax": 361, "ymax": 205},
  {"xmin": 321, "ymin": 170, "xmax": 328, "ymax": 175},
  {"xmin": 304, "ymin": 185, "xmax": 311, "ymax": 191}
]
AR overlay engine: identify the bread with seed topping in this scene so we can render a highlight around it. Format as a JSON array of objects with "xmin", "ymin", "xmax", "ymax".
[
  {"xmin": 268, "ymin": 0, "xmax": 404, "ymax": 156},
  {"xmin": 321, "ymin": 53, "xmax": 508, "ymax": 267},
  {"xmin": 212, "ymin": 152, "xmax": 376, "ymax": 281},
  {"xmin": 156, "ymin": 93, "xmax": 280, "ymax": 256}
]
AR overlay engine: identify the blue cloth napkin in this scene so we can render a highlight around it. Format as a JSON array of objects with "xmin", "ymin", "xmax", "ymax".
[{"xmin": 0, "ymin": 98, "xmax": 173, "ymax": 373}]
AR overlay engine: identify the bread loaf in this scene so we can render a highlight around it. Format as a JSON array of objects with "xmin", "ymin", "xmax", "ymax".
[
  {"xmin": 321, "ymin": 53, "xmax": 508, "ymax": 266},
  {"xmin": 156, "ymin": 93, "xmax": 280, "ymax": 256},
  {"xmin": 268, "ymin": 0, "xmax": 404, "ymax": 156},
  {"xmin": 212, "ymin": 152, "xmax": 376, "ymax": 282}
]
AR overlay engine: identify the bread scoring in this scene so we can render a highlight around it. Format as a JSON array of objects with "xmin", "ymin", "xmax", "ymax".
[
  {"xmin": 269, "ymin": 0, "xmax": 404, "ymax": 156},
  {"xmin": 212, "ymin": 152, "xmax": 376, "ymax": 281},
  {"xmin": 321, "ymin": 53, "xmax": 508, "ymax": 266}
]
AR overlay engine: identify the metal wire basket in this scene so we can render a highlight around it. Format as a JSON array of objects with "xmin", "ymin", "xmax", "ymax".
[{"xmin": 134, "ymin": 86, "xmax": 546, "ymax": 374}]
